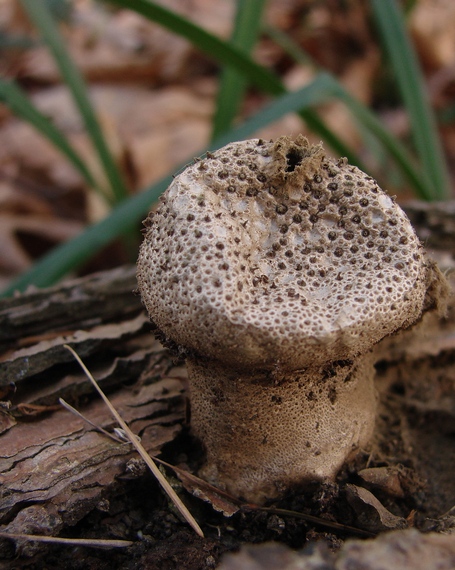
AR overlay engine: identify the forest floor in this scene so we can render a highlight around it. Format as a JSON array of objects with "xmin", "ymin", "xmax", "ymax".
[{"xmin": 1, "ymin": 1, "xmax": 455, "ymax": 568}]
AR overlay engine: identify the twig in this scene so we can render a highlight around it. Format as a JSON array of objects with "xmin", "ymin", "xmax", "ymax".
[
  {"xmin": 59, "ymin": 398, "xmax": 126, "ymax": 444},
  {"xmin": 64, "ymin": 344, "xmax": 204, "ymax": 538},
  {"xmin": 0, "ymin": 531, "xmax": 133, "ymax": 549},
  {"xmin": 244, "ymin": 505, "xmax": 377, "ymax": 538}
]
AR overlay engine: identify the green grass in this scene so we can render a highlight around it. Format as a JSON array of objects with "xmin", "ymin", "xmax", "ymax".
[
  {"xmin": 0, "ymin": 0, "xmax": 450, "ymax": 297},
  {"xmin": 20, "ymin": 0, "xmax": 129, "ymax": 205},
  {"xmin": 0, "ymin": 79, "xmax": 102, "ymax": 196},
  {"xmin": 370, "ymin": 0, "xmax": 450, "ymax": 201},
  {"xmin": 211, "ymin": 0, "xmax": 266, "ymax": 141}
]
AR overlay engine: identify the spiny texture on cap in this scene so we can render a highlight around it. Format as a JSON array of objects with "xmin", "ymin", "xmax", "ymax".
[{"xmin": 138, "ymin": 136, "xmax": 429, "ymax": 370}]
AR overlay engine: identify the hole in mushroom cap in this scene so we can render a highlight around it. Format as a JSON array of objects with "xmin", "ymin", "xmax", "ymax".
[{"xmin": 285, "ymin": 149, "xmax": 303, "ymax": 172}]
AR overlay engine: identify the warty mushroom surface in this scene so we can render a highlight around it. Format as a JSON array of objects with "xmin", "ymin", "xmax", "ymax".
[{"xmin": 137, "ymin": 135, "xmax": 446, "ymax": 503}]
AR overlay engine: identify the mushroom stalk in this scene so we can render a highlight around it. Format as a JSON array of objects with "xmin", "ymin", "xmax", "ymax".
[{"xmin": 187, "ymin": 355, "xmax": 376, "ymax": 503}]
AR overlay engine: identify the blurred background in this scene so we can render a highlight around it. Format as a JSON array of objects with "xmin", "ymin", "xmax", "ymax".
[{"xmin": 0, "ymin": 0, "xmax": 454, "ymax": 295}]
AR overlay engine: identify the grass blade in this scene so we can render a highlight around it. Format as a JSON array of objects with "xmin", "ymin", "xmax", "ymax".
[
  {"xmin": 0, "ymin": 78, "xmax": 108, "ymax": 199},
  {"xmin": 261, "ymin": 24, "xmax": 363, "ymax": 165},
  {"xmin": 20, "ymin": 0, "xmax": 129, "ymax": 203},
  {"xmin": 211, "ymin": 0, "xmax": 267, "ymax": 140},
  {"xmin": 1, "ymin": 175, "xmax": 170, "ymax": 296},
  {"xmin": 370, "ymin": 0, "xmax": 450, "ymax": 199},
  {"xmin": 263, "ymin": 23, "xmax": 314, "ymax": 69},
  {"xmin": 106, "ymin": 0, "xmax": 281, "ymax": 93},
  {"xmin": 332, "ymin": 82, "xmax": 432, "ymax": 199},
  {"xmin": 211, "ymin": 74, "xmax": 336, "ymax": 146}
]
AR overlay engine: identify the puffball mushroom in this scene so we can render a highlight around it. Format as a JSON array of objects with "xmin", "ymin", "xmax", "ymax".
[{"xmin": 137, "ymin": 136, "xmax": 446, "ymax": 504}]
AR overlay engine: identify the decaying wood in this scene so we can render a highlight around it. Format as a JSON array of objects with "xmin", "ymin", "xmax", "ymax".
[
  {"xmin": 1, "ymin": 200, "xmax": 455, "ymax": 562},
  {"xmin": 0, "ymin": 264, "xmax": 140, "ymax": 354},
  {"xmin": 1, "ymin": 377, "xmax": 184, "ymax": 529},
  {"xmin": 0, "ymin": 264, "xmax": 189, "ymax": 549}
]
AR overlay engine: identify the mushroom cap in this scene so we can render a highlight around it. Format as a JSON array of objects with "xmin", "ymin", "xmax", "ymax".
[{"xmin": 137, "ymin": 136, "xmax": 429, "ymax": 370}]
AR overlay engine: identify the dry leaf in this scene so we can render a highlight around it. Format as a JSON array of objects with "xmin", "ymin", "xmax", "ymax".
[{"xmin": 345, "ymin": 484, "xmax": 408, "ymax": 533}]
